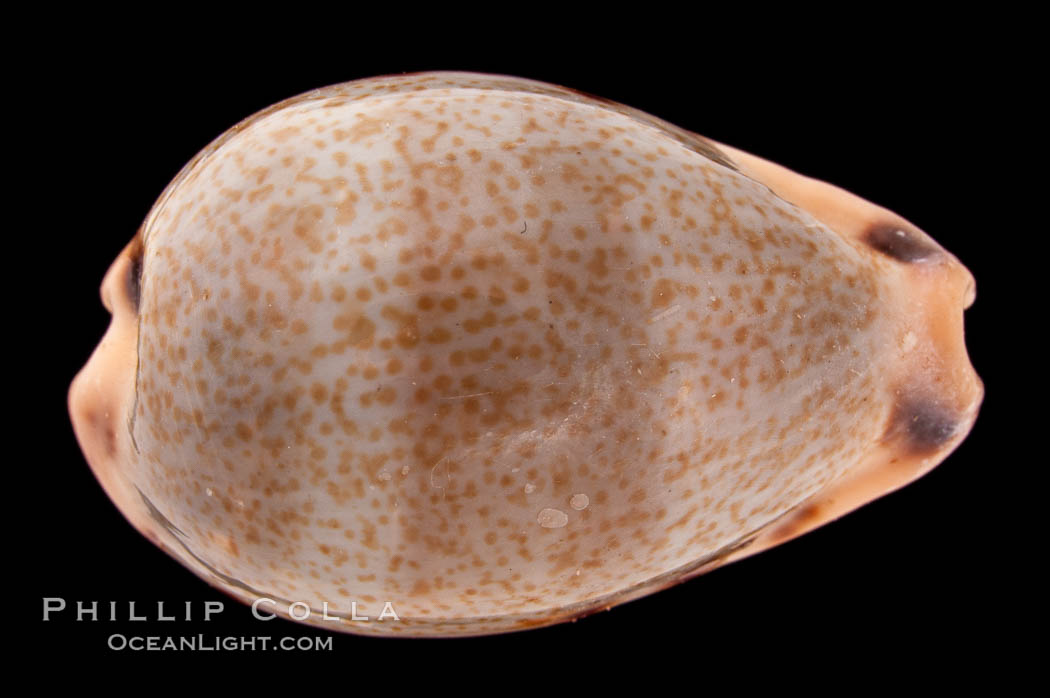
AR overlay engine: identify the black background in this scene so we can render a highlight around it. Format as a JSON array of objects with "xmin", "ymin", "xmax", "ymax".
[{"xmin": 19, "ymin": 18, "xmax": 1022, "ymax": 675}]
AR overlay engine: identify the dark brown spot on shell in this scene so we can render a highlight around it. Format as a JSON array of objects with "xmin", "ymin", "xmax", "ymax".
[
  {"xmin": 84, "ymin": 408, "xmax": 118, "ymax": 457},
  {"xmin": 769, "ymin": 501, "xmax": 822, "ymax": 543},
  {"xmin": 889, "ymin": 398, "xmax": 959, "ymax": 453},
  {"xmin": 127, "ymin": 232, "xmax": 144, "ymax": 312},
  {"xmin": 864, "ymin": 224, "xmax": 938, "ymax": 263}
]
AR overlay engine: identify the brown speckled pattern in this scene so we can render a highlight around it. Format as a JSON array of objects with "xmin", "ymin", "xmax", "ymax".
[{"xmin": 68, "ymin": 72, "xmax": 982, "ymax": 637}]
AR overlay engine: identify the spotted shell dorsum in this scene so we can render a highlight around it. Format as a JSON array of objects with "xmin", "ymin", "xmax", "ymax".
[{"xmin": 68, "ymin": 71, "xmax": 982, "ymax": 637}]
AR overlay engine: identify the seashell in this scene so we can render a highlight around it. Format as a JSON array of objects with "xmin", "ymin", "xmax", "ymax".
[{"xmin": 68, "ymin": 72, "xmax": 982, "ymax": 637}]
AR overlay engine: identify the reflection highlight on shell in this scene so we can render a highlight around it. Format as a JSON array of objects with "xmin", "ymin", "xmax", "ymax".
[{"xmin": 69, "ymin": 72, "xmax": 982, "ymax": 637}]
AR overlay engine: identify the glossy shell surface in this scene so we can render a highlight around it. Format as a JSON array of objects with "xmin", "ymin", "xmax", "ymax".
[{"xmin": 69, "ymin": 72, "xmax": 982, "ymax": 636}]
